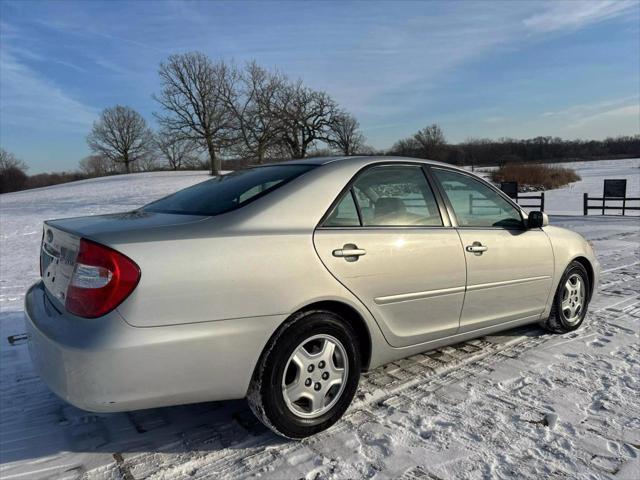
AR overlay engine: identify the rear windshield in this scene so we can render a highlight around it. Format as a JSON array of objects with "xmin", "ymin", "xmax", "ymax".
[{"xmin": 143, "ymin": 165, "xmax": 315, "ymax": 216}]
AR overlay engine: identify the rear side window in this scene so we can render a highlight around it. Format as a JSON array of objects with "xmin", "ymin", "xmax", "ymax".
[
  {"xmin": 323, "ymin": 165, "xmax": 443, "ymax": 227},
  {"xmin": 144, "ymin": 165, "xmax": 314, "ymax": 216},
  {"xmin": 324, "ymin": 192, "xmax": 360, "ymax": 227}
]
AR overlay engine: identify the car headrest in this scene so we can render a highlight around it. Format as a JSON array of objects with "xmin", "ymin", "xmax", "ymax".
[{"xmin": 374, "ymin": 197, "xmax": 406, "ymax": 218}]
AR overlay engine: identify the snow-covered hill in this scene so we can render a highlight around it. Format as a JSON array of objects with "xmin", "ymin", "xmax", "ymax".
[{"xmin": 0, "ymin": 161, "xmax": 638, "ymax": 479}]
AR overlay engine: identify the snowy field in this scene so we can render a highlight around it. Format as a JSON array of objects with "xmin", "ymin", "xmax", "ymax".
[
  {"xmin": 474, "ymin": 158, "xmax": 640, "ymax": 216},
  {"xmin": 0, "ymin": 160, "xmax": 639, "ymax": 479}
]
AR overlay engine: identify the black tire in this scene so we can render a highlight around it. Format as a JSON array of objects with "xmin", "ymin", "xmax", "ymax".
[
  {"xmin": 247, "ymin": 310, "xmax": 361, "ymax": 439},
  {"xmin": 541, "ymin": 261, "xmax": 591, "ymax": 333}
]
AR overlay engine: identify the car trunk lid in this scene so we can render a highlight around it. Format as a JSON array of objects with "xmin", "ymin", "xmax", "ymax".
[
  {"xmin": 41, "ymin": 211, "xmax": 208, "ymax": 308},
  {"xmin": 45, "ymin": 210, "xmax": 208, "ymax": 239}
]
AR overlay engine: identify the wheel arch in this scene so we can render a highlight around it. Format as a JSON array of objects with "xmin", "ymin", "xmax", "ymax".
[
  {"xmin": 297, "ymin": 300, "xmax": 372, "ymax": 371},
  {"xmin": 256, "ymin": 300, "xmax": 373, "ymax": 373},
  {"xmin": 571, "ymin": 255, "xmax": 595, "ymax": 301}
]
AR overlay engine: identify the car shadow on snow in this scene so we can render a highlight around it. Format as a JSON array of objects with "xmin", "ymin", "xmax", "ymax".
[{"xmin": 1, "ymin": 386, "xmax": 287, "ymax": 465}]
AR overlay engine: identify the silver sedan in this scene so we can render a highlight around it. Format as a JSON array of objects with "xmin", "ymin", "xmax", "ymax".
[{"xmin": 25, "ymin": 156, "xmax": 599, "ymax": 438}]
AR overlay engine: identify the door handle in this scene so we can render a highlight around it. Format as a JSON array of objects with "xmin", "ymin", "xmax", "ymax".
[
  {"xmin": 332, "ymin": 243, "xmax": 366, "ymax": 262},
  {"xmin": 333, "ymin": 248, "xmax": 366, "ymax": 257},
  {"xmin": 466, "ymin": 241, "xmax": 488, "ymax": 255}
]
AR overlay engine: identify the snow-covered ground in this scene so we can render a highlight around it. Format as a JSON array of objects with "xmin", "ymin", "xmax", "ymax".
[{"xmin": 0, "ymin": 161, "xmax": 638, "ymax": 479}]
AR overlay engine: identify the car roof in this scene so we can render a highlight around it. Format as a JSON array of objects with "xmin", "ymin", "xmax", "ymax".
[
  {"xmin": 263, "ymin": 155, "xmax": 462, "ymax": 170},
  {"xmin": 268, "ymin": 156, "xmax": 350, "ymax": 166}
]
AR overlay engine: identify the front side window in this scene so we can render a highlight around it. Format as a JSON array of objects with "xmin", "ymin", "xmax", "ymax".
[
  {"xmin": 433, "ymin": 169, "xmax": 523, "ymax": 228},
  {"xmin": 324, "ymin": 165, "xmax": 443, "ymax": 227},
  {"xmin": 144, "ymin": 165, "xmax": 314, "ymax": 216}
]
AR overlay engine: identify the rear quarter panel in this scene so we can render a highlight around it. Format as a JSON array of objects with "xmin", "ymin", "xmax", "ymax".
[{"xmin": 114, "ymin": 229, "xmax": 334, "ymax": 326}]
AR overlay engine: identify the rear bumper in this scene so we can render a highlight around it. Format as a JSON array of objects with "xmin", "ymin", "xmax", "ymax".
[{"xmin": 25, "ymin": 281, "xmax": 284, "ymax": 412}]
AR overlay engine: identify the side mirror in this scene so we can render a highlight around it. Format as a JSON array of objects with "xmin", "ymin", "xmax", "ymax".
[{"xmin": 527, "ymin": 211, "xmax": 548, "ymax": 229}]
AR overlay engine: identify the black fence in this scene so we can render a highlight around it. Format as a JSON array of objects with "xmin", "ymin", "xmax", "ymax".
[
  {"xmin": 511, "ymin": 192, "xmax": 545, "ymax": 212},
  {"xmin": 469, "ymin": 191, "xmax": 545, "ymax": 214},
  {"xmin": 583, "ymin": 193, "xmax": 640, "ymax": 216},
  {"xmin": 499, "ymin": 182, "xmax": 545, "ymax": 211}
]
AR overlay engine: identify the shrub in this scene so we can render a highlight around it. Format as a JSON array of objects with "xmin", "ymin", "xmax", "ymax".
[{"xmin": 490, "ymin": 164, "xmax": 580, "ymax": 190}]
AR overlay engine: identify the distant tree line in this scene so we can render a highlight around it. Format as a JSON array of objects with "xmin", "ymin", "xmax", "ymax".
[
  {"xmin": 0, "ymin": 148, "xmax": 89, "ymax": 193},
  {"xmin": 1, "ymin": 50, "xmax": 638, "ymax": 193},
  {"xmin": 390, "ymin": 126, "xmax": 640, "ymax": 167}
]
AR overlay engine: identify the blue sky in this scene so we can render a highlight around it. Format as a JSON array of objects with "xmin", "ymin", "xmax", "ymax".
[{"xmin": 1, "ymin": 0, "xmax": 639, "ymax": 173}]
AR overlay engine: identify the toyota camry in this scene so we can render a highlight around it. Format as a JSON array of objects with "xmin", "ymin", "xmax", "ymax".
[{"xmin": 25, "ymin": 156, "xmax": 598, "ymax": 438}]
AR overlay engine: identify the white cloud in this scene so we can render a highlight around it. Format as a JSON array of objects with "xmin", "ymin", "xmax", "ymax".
[
  {"xmin": 523, "ymin": 0, "xmax": 638, "ymax": 33},
  {"xmin": 541, "ymin": 96, "xmax": 639, "ymax": 118},
  {"xmin": 0, "ymin": 49, "xmax": 97, "ymax": 133},
  {"xmin": 569, "ymin": 103, "xmax": 640, "ymax": 129},
  {"xmin": 525, "ymin": 98, "xmax": 639, "ymax": 140}
]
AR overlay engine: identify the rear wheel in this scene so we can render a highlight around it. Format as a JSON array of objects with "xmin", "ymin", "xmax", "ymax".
[
  {"xmin": 542, "ymin": 261, "xmax": 590, "ymax": 333},
  {"xmin": 247, "ymin": 310, "xmax": 361, "ymax": 439}
]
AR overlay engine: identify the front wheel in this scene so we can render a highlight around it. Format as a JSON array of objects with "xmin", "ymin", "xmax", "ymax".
[
  {"xmin": 247, "ymin": 310, "xmax": 361, "ymax": 439},
  {"xmin": 541, "ymin": 261, "xmax": 590, "ymax": 333}
]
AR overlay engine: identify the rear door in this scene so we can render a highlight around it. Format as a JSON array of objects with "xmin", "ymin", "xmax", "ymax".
[
  {"xmin": 430, "ymin": 168, "xmax": 554, "ymax": 332},
  {"xmin": 313, "ymin": 164, "xmax": 467, "ymax": 347}
]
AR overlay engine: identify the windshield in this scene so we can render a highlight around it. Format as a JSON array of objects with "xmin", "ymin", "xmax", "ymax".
[{"xmin": 143, "ymin": 165, "xmax": 315, "ymax": 216}]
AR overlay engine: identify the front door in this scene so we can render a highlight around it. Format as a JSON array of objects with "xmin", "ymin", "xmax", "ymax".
[
  {"xmin": 313, "ymin": 164, "xmax": 467, "ymax": 347},
  {"xmin": 431, "ymin": 168, "xmax": 554, "ymax": 332}
]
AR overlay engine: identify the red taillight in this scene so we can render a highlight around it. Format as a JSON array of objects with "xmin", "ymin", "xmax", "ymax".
[{"xmin": 65, "ymin": 239, "xmax": 141, "ymax": 318}]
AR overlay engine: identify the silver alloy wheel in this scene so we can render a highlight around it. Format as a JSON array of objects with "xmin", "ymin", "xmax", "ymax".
[
  {"xmin": 281, "ymin": 334, "xmax": 349, "ymax": 419},
  {"xmin": 561, "ymin": 273, "xmax": 586, "ymax": 325}
]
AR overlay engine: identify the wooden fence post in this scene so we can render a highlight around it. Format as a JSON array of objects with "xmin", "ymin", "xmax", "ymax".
[{"xmin": 583, "ymin": 193, "xmax": 588, "ymax": 216}]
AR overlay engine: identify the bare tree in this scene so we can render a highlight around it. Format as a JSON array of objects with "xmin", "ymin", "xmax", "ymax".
[
  {"xmin": 87, "ymin": 105, "xmax": 153, "ymax": 174},
  {"xmin": 356, "ymin": 144, "xmax": 378, "ymax": 155},
  {"xmin": 182, "ymin": 155, "xmax": 207, "ymax": 170},
  {"xmin": 155, "ymin": 130, "xmax": 200, "ymax": 170},
  {"xmin": 275, "ymin": 81, "xmax": 339, "ymax": 159},
  {"xmin": 154, "ymin": 52, "xmax": 237, "ymax": 175},
  {"xmin": 390, "ymin": 137, "xmax": 420, "ymax": 156},
  {"xmin": 137, "ymin": 153, "xmax": 159, "ymax": 172},
  {"xmin": 306, "ymin": 147, "xmax": 335, "ymax": 158},
  {"xmin": 0, "ymin": 148, "xmax": 28, "ymax": 172},
  {"xmin": 413, "ymin": 123, "xmax": 446, "ymax": 160},
  {"xmin": 327, "ymin": 112, "xmax": 365, "ymax": 155},
  {"xmin": 78, "ymin": 154, "xmax": 115, "ymax": 177},
  {"xmin": 0, "ymin": 148, "xmax": 28, "ymax": 193},
  {"xmin": 224, "ymin": 61, "xmax": 287, "ymax": 163}
]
